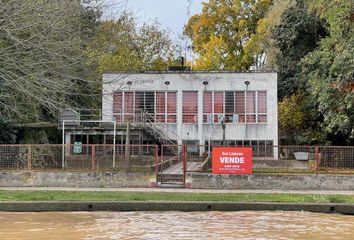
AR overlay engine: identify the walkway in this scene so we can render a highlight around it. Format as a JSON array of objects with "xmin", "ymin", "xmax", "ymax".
[
  {"xmin": 163, "ymin": 161, "xmax": 202, "ymax": 174},
  {"xmin": 0, "ymin": 187, "xmax": 353, "ymax": 195}
]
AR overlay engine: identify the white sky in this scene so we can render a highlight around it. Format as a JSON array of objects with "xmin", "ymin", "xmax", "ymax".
[{"xmin": 103, "ymin": 0, "xmax": 207, "ymax": 37}]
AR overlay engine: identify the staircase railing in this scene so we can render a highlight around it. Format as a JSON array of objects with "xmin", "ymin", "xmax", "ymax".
[{"xmin": 141, "ymin": 111, "xmax": 180, "ymax": 145}]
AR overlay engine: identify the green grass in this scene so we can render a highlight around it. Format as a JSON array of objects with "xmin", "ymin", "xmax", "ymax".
[{"xmin": 0, "ymin": 190, "xmax": 353, "ymax": 203}]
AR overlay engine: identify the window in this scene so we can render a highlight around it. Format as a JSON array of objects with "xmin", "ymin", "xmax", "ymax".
[
  {"xmin": 113, "ymin": 92, "xmax": 122, "ymax": 122},
  {"xmin": 156, "ymin": 92, "xmax": 165, "ymax": 122},
  {"xmin": 183, "ymin": 91, "xmax": 198, "ymax": 123},
  {"xmin": 246, "ymin": 91, "xmax": 256, "ymax": 123},
  {"xmin": 203, "ymin": 92, "xmax": 212, "ymax": 123},
  {"xmin": 113, "ymin": 91, "xmax": 177, "ymax": 123},
  {"xmin": 167, "ymin": 92, "xmax": 177, "ymax": 123},
  {"xmin": 258, "ymin": 91, "xmax": 267, "ymax": 122},
  {"xmin": 235, "ymin": 91, "xmax": 245, "ymax": 123},
  {"xmin": 203, "ymin": 90, "xmax": 267, "ymax": 124},
  {"xmin": 214, "ymin": 92, "xmax": 223, "ymax": 123},
  {"xmin": 203, "ymin": 92, "xmax": 224, "ymax": 123},
  {"xmin": 124, "ymin": 92, "xmax": 134, "ymax": 122}
]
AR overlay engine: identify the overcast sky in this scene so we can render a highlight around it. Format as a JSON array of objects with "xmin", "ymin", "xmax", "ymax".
[{"xmin": 105, "ymin": 0, "xmax": 206, "ymax": 37}]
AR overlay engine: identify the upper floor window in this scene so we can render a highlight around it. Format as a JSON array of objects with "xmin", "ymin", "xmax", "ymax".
[
  {"xmin": 113, "ymin": 91, "xmax": 177, "ymax": 123},
  {"xmin": 205, "ymin": 91, "xmax": 267, "ymax": 123}
]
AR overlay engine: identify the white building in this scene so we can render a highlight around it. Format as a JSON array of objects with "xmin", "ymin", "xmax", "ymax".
[{"xmin": 102, "ymin": 71, "xmax": 278, "ymax": 157}]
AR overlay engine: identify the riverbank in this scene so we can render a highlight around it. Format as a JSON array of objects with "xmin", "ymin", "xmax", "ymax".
[
  {"xmin": 0, "ymin": 189, "xmax": 354, "ymax": 203},
  {"xmin": 1, "ymin": 189, "xmax": 353, "ymax": 214}
]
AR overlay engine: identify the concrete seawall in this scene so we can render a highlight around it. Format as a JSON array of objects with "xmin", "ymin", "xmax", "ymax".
[
  {"xmin": 0, "ymin": 171, "xmax": 155, "ymax": 188},
  {"xmin": 0, "ymin": 201, "xmax": 353, "ymax": 215},
  {"xmin": 186, "ymin": 173, "xmax": 354, "ymax": 190},
  {"xmin": 1, "ymin": 171, "xmax": 354, "ymax": 190}
]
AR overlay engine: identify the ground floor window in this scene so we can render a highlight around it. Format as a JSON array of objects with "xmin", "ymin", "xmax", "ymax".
[{"xmin": 205, "ymin": 140, "xmax": 274, "ymax": 157}]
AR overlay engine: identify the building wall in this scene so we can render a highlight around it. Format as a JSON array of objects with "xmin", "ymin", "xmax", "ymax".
[{"xmin": 102, "ymin": 72, "xmax": 278, "ymax": 147}]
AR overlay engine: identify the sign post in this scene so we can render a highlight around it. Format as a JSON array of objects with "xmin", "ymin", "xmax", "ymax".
[{"xmin": 212, "ymin": 147, "xmax": 252, "ymax": 174}]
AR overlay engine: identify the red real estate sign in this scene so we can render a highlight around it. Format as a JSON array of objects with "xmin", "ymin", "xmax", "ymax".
[{"xmin": 212, "ymin": 147, "xmax": 252, "ymax": 174}]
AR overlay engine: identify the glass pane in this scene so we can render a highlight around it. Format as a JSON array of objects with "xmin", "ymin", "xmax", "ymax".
[
  {"xmin": 113, "ymin": 92, "xmax": 122, "ymax": 112},
  {"xmin": 235, "ymin": 91, "xmax": 245, "ymax": 114},
  {"xmin": 258, "ymin": 115, "xmax": 267, "ymax": 123},
  {"xmin": 203, "ymin": 92, "xmax": 212, "ymax": 113},
  {"xmin": 124, "ymin": 92, "xmax": 134, "ymax": 113},
  {"xmin": 144, "ymin": 92, "xmax": 155, "ymax": 114},
  {"xmin": 225, "ymin": 91, "xmax": 234, "ymax": 113},
  {"xmin": 246, "ymin": 91, "xmax": 256, "ymax": 113},
  {"xmin": 258, "ymin": 91, "xmax": 267, "ymax": 113},
  {"xmin": 135, "ymin": 92, "xmax": 144, "ymax": 111},
  {"xmin": 183, "ymin": 91, "xmax": 198, "ymax": 123},
  {"xmin": 156, "ymin": 92, "xmax": 165, "ymax": 114},
  {"xmin": 167, "ymin": 115, "xmax": 176, "ymax": 123},
  {"xmin": 246, "ymin": 115, "xmax": 256, "ymax": 123},
  {"xmin": 214, "ymin": 92, "xmax": 223, "ymax": 113},
  {"xmin": 167, "ymin": 92, "xmax": 177, "ymax": 114}
]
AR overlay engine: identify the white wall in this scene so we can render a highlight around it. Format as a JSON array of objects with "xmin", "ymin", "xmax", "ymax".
[{"xmin": 102, "ymin": 71, "xmax": 278, "ymax": 146}]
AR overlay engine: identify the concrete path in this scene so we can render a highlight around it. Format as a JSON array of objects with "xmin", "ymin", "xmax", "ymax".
[
  {"xmin": 0, "ymin": 187, "xmax": 353, "ymax": 195},
  {"xmin": 163, "ymin": 161, "xmax": 202, "ymax": 174}
]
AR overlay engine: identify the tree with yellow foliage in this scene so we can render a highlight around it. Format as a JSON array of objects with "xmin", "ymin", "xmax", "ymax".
[{"xmin": 185, "ymin": 0, "xmax": 271, "ymax": 70}]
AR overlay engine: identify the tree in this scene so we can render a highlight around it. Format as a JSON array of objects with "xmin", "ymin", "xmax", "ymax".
[
  {"xmin": 242, "ymin": 0, "xmax": 296, "ymax": 69},
  {"xmin": 272, "ymin": 1, "xmax": 327, "ymax": 99},
  {"xmin": 0, "ymin": 0, "xmax": 99, "ymax": 123},
  {"xmin": 0, "ymin": 117, "xmax": 16, "ymax": 144},
  {"xmin": 86, "ymin": 13, "xmax": 179, "ymax": 74},
  {"xmin": 185, "ymin": 0, "xmax": 271, "ymax": 70},
  {"xmin": 301, "ymin": 0, "xmax": 354, "ymax": 144}
]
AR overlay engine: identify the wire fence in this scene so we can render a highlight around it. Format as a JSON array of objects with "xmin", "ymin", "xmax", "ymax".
[{"xmin": 0, "ymin": 144, "xmax": 353, "ymax": 175}]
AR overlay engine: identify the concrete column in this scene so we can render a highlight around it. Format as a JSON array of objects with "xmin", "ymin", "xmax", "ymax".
[{"xmin": 176, "ymin": 90, "xmax": 183, "ymax": 145}]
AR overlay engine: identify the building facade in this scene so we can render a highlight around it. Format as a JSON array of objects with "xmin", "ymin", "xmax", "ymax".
[{"xmin": 102, "ymin": 71, "xmax": 278, "ymax": 156}]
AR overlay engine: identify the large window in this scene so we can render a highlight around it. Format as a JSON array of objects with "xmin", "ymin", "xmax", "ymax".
[
  {"xmin": 205, "ymin": 91, "xmax": 267, "ymax": 123},
  {"xmin": 203, "ymin": 91, "xmax": 224, "ymax": 123},
  {"xmin": 113, "ymin": 91, "xmax": 177, "ymax": 123},
  {"xmin": 183, "ymin": 91, "xmax": 198, "ymax": 123}
]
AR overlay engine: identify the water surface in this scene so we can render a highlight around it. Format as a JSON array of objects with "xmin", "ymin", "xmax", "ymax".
[{"xmin": 0, "ymin": 211, "xmax": 353, "ymax": 240}]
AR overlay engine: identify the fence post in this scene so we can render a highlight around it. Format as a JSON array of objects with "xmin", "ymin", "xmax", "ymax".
[
  {"xmin": 91, "ymin": 144, "xmax": 96, "ymax": 172},
  {"xmin": 315, "ymin": 146, "xmax": 319, "ymax": 175},
  {"xmin": 155, "ymin": 145, "xmax": 158, "ymax": 186},
  {"xmin": 27, "ymin": 145, "xmax": 32, "ymax": 171},
  {"xmin": 183, "ymin": 144, "xmax": 187, "ymax": 185}
]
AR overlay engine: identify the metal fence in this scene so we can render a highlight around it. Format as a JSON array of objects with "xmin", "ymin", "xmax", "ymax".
[
  {"xmin": 0, "ymin": 144, "xmax": 353, "ymax": 175},
  {"xmin": 0, "ymin": 144, "xmax": 158, "ymax": 173}
]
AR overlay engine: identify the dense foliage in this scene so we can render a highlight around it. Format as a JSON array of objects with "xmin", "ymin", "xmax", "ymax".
[{"xmin": 185, "ymin": 0, "xmax": 353, "ymax": 145}]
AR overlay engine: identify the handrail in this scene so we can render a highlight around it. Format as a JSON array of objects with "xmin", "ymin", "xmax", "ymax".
[{"xmin": 141, "ymin": 111, "xmax": 181, "ymax": 145}]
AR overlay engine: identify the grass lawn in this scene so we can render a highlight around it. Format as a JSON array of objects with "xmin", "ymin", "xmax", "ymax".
[{"xmin": 0, "ymin": 190, "xmax": 353, "ymax": 203}]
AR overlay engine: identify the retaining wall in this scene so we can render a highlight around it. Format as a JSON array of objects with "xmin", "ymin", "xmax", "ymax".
[
  {"xmin": 186, "ymin": 173, "xmax": 354, "ymax": 190},
  {"xmin": 1, "ymin": 171, "xmax": 354, "ymax": 190},
  {"xmin": 0, "ymin": 171, "xmax": 155, "ymax": 188},
  {"xmin": 1, "ymin": 201, "xmax": 353, "ymax": 214}
]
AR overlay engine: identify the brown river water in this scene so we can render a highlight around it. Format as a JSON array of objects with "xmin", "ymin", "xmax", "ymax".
[{"xmin": 0, "ymin": 211, "xmax": 353, "ymax": 240}]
